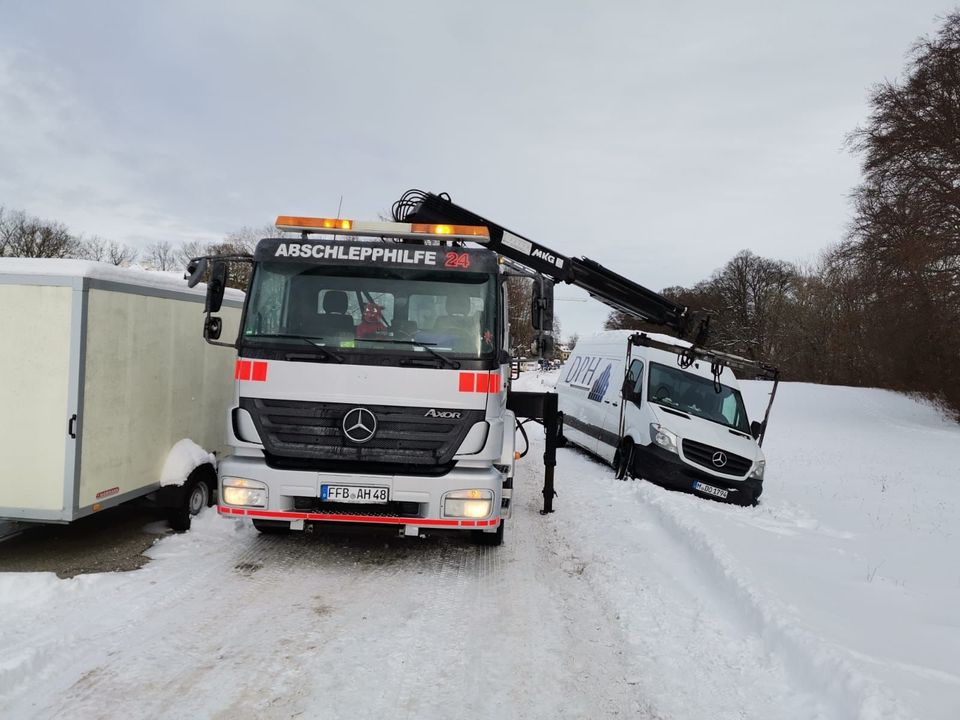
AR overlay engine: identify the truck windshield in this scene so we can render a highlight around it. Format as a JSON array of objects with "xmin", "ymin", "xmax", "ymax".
[
  {"xmin": 241, "ymin": 262, "xmax": 498, "ymax": 361},
  {"xmin": 647, "ymin": 362, "xmax": 750, "ymax": 433}
]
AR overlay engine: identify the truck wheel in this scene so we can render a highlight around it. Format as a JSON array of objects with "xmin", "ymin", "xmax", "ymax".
[
  {"xmin": 252, "ymin": 519, "xmax": 291, "ymax": 535},
  {"xmin": 614, "ymin": 439, "xmax": 635, "ymax": 480},
  {"xmin": 168, "ymin": 478, "xmax": 209, "ymax": 532},
  {"xmin": 473, "ymin": 522, "xmax": 504, "ymax": 546}
]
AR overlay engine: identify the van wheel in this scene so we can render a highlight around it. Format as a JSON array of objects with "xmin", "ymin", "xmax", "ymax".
[{"xmin": 614, "ymin": 439, "xmax": 635, "ymax": 480}]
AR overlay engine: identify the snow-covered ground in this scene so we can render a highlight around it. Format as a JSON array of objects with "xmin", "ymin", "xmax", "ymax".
[{"xmin": 1, "ymin": 372, "xmax": 958, "ymax": 719}]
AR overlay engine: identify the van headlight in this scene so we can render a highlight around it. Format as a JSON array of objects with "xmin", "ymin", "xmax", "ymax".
[
  {"xmin": 222, "ymin": 477, "xmax": 268, "ymax": 508},
  {"xmin": 649, "ymin": 424, "xmax": 679, "ymax": 454},
  {"xmin": 443, "ymin": 489, "xmax": 493, "ymax": 519},
  {"xmin": 748, "ymin": 460, "xmax": 765, "ymax": 480}
]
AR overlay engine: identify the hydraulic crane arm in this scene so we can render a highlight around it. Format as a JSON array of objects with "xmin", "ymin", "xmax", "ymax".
[{"xmin": 393, "ymin": 190, "xmax": 709, "ymax": 343}]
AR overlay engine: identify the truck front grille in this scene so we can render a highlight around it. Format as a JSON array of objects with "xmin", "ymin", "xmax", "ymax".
[
  {"xmin": 240, "ymin": 398, "xmax": 484, "ymax": 470},
  {"xmin": 681, "ymin": 439, "xmax": 752, "ymax": 477}
]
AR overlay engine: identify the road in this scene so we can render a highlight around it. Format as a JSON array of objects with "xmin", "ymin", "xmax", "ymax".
[{"xmin": 0, "ymin": 442, "xmax": 649, "ymax": 720}]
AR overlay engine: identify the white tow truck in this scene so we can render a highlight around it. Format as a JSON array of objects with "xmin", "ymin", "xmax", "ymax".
[{"xmin": 186, "ymin": 190, "xmax": 774, "ymax": 543}]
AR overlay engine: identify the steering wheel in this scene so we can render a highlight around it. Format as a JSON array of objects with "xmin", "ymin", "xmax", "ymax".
[{"xmin": 654, "ymin": 385, "xmax": 672, "ymax": 401}]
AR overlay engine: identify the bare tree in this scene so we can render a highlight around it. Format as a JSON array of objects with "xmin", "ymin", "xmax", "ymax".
[
  {"xmin": 145, "ymin": 241, "xmax": 176, "ymax": 271},
  {"xmin": 107, "ymin": 241, "xmax": 139, "ymax": 266},
  {"xmin": 0, "ymin": 210, "xmax": 80, "ymax": 258},
  {"xmin": 177, "ymin": 240, "xmax": 209, "ymax": 272},
  {"xmin": 80, "ymin": 236, "xmax": 111, "ymax": 262},
  {"xmin": 844, "ymin": 11, "xmax": 960, "ymax": 415}
]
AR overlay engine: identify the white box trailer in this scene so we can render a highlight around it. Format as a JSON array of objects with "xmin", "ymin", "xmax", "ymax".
[{"xmin": 0, "ymin": 259, "xmax": 242, "ymax": 527}]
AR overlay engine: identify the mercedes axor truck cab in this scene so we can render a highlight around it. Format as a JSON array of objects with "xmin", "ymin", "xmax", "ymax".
[
  {"xmin": 558, "ymin": 331, "xmax": 777, "ymax": 505},
  {"xmin": 193, "ymin": 218, "xmax": 515, "ymax": 544}
]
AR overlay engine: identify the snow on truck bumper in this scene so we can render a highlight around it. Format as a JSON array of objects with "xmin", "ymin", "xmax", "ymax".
[{"xmin": 216, "ymin": 456, "xmax": 503, "ymax": 530}]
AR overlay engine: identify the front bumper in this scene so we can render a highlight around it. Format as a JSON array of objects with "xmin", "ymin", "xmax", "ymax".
[
  {"xmin": 217, "ymin": 455, "xmax": 503, "ymax": 530},
  {"xmin": 634, "ymin": 444, "xmax": 762, "ymax": 505}
]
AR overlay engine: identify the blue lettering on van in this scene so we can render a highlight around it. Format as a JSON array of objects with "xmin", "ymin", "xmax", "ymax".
[
  {"xmin": 587, "ymin": 363, "xmax": 612, "ymax": 402},
  {"xmin": 564, "ymin": 355, "xmax": 583, "ymax": 383},
  {"xmin": 577, "ymin": 356, "xmax": 602, "ymax": 387}
]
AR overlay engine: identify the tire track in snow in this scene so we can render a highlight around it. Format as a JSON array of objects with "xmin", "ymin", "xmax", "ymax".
[
  {"xmin": 541, "ymin": 435, "xmax": 848, "ymax": 720},
  {"xmin": 633, "ymin": 483, "xmax": 910, "ymax": 720}
]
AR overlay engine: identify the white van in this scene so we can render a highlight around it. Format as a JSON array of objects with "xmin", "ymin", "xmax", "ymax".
[{"xmin": 557, "ymin": 331, "xmax": 776, "ymax": 505}]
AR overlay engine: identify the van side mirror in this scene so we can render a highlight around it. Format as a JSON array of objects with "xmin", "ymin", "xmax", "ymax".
[
  {"xmin": 750, "ymin": 420, "xmax": 764, "ymax": 440},
  {"xmin": 205, "ymin": 260, "xmax": 227, "ymax": 313},
  {"xmin": 621, "ymin": 376, "xmax": 634, "ymax": 401}
]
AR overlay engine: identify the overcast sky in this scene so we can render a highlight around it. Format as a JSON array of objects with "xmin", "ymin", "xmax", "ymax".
[{"xmin": 1, "ymin": 1, "xmax": 954, "ymax": 337}]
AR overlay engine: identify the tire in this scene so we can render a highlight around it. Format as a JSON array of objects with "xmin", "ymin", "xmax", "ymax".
[
  {"xmin": 614, "ymin": 439, "xmax": 635, "ymax": 480},
  {"xmin": 473, "ymin": 521, "xmax": 504, "ymax": 546},
  {"xmin": 253, "ymin": 519, "xmax": 292, "ymax": 535},
  {"xmin": 168, "ymin": 478, "xmax": 209, "ymax": 532}
]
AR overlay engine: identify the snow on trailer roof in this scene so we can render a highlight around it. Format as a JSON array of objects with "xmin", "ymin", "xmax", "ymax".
[{"xmin": 0, "ymin": 258, "xmax": 244, "ymax": 301}]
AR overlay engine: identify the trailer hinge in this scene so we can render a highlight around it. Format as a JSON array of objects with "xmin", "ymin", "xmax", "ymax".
[{"xmin": 68, "ymin": 414, "xmax": 78, "ymax": 439}]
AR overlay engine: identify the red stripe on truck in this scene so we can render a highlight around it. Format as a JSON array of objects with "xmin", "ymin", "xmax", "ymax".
[
  {"xmin": 217, "ymin": 506, "xmax": 500, "ymax": 528},
  {"xmin": 235, "ymin": 360, "xmax": 268, "ymax": 382},
  {"xmin": 458, "ymin": 371, "xmax": 502, "ymax": 394}
]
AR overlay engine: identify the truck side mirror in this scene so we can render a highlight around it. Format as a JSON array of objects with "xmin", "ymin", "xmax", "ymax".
[
  {"xmin": 530, "ymin": 279, "xmax": 554, "ymax": 331},
  {"xmin": 204, "ymin": 315, "xmax": 223, "ymax": 341},
  {"xmin": 539, "ymin": 335, "xmax": 555, "ymax": 360},
  {"xmin": 185, "ymin": 258, "xmax": 208, "ymax": 288},
  {"xmin": 621, "ymin": 376, "xmax": 634, "ymax": 401},
  {"xmin": 750, "ymin": 420, "xmax": 764, "ymax": 440},
  {"xmin": 205, "ymin": 260, "xmax": 227, "ymax": 314}
]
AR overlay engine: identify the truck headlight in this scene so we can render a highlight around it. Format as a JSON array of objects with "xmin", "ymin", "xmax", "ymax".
[
  {"xmin": 222, "ymin": 477, "xmax": 268, "ymax": 508},
  {"xmin": 443, "ymin": 489, "xmax": 493, "ymax": 519},
  {"xmin": 649, "ymin": 424, "xmax": 679, "ymax": 454},
  {"xmin": 748, "ymin": 460, "xmax": 765, "ymax": 480}
]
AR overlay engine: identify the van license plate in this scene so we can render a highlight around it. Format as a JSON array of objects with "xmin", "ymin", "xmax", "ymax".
[
  {"xmin": 321, "ymin": 485, "xmax": 389, "ymax": 504},
  {"xmin": 693, "ymin": 481, "xmax": 728, "ymax": 500}
]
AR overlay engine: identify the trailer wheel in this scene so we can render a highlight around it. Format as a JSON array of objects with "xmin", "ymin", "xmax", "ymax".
[
  {"xmin": 473, "ymin": 521, "xmax": 504, "ymax": 547},
  {"xmin": 168, "ymin": 478, "xmax": 209, "ymax": 532},
  {"xmin": 614, "ymin": 439, "xmax": 635, "ymax": 481},
  {"xmin": 167, "ymin": 464, "xmax": 216, "ymax": 532}
]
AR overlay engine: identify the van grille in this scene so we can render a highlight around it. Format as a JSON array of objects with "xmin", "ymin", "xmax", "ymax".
[
  {"xmin": 240, "ymin": 398, "xmax": 483, "ymax": 469},
  {"xmin": 681, "ymin": 439, "xmax": 752, "ymax": 477}
]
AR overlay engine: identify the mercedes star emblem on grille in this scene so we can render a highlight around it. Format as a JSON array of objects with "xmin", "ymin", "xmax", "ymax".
[
  {"xmin": 342, "ymin": 407, "xmax": 377, "ymax": 444},
  {"xmin": 712, "ymin": 451, "xmax": 728, "ymax": 468}
]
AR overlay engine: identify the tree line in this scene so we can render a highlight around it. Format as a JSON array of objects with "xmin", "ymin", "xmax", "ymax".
[
  {"xmin": 0, "ymin": 207, "xmax": 265, "ymax": 289},
  {"xmin": 607, "ymin": 12, "xmax": 960, "ymax": 418}
]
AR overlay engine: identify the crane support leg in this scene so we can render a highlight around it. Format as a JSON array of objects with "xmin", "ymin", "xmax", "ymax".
[{"xmin": 507, "ymin": 391, "xmax": 561, "ymax": 514}]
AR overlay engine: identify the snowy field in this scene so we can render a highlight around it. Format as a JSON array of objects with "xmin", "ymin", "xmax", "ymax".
[{"xmin": 1, "ymin": 372, "xmax": 958, "ymax": 719}]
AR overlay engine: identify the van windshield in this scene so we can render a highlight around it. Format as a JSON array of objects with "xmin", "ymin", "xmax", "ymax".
[{"xmin": 647, "ymin": 362, "xmax": 750, "ymax": 433}]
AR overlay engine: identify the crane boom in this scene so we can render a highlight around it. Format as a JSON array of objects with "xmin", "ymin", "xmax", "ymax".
[{"xmin": 393, "ymin": 190, "xmax": 709, "ymax": 343}]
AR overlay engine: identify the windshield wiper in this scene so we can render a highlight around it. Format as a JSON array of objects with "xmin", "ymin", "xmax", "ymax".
[
  {"xmin": 353, "ymin": 338, "xmax": 461, "ymax": 370},
  {"xmin": 248, "ymin": 333, "xmax": 344, "ymax": 363}
]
